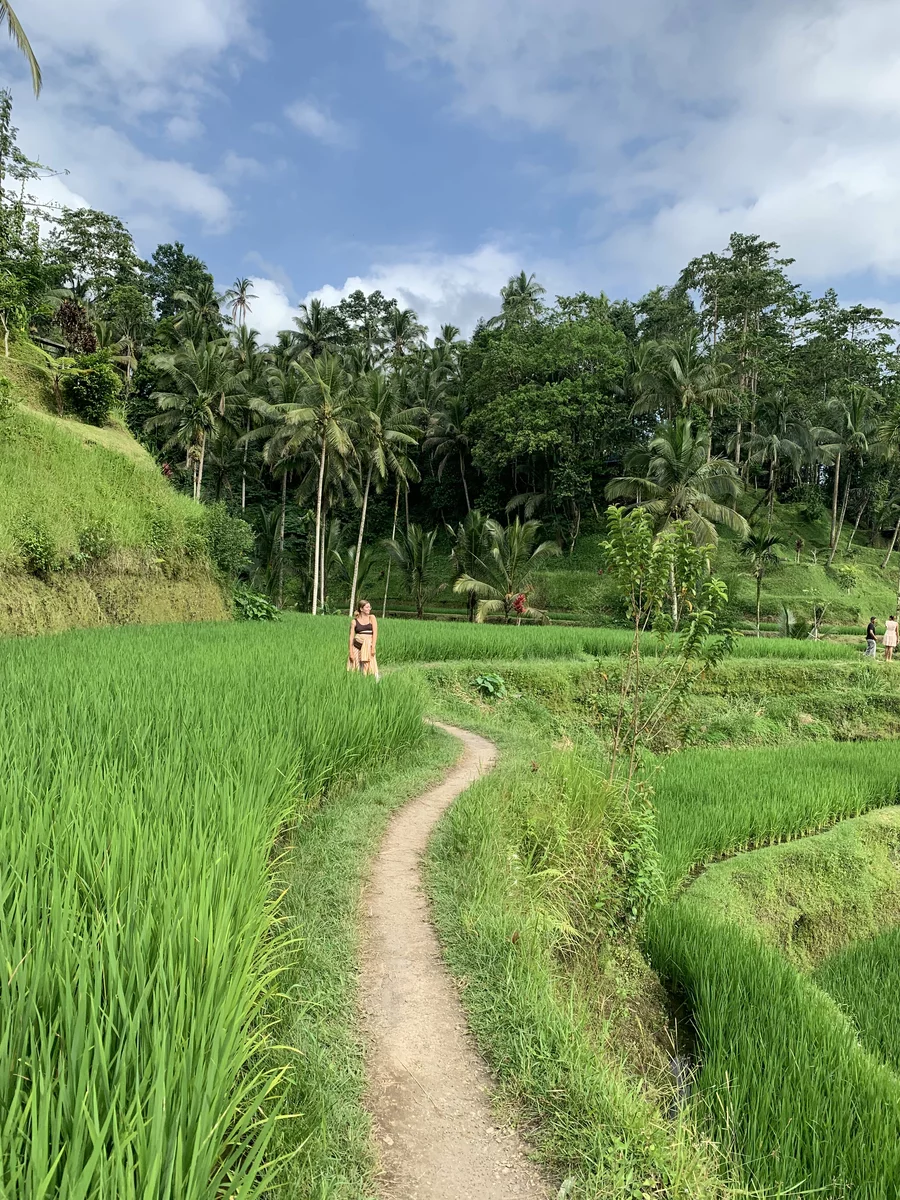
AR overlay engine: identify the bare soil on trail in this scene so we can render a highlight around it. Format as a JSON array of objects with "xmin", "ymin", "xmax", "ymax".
[{"xmin": 360, "ymin": 722, "xmax": 552, "ymax": 1200}]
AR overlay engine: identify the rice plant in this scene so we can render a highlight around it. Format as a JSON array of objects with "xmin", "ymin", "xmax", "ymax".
[
  {"xmin": 0, "ymin": 620, "xmax": 423, "ymax": 1197},
  {"xmin": 814, "ymin": 926, "xmax": 900, "ymax": 1075}
]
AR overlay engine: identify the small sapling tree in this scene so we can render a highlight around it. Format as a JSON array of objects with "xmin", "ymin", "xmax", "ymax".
[{"xmin": 599, "ymin": 505, "xmax": 733, "ymax": 789}]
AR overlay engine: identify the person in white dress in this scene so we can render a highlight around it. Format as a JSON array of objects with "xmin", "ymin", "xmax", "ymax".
[{"xmin": 884, "ymin": 615, "xmax": 898, "ymax": 662}]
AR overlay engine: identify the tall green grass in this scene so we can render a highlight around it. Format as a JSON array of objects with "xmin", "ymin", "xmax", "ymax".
[
  {"xmin": 649, "ymin": 904, "xmax": 900, "ymax": 1196},
  {"xmin": 0, "ymin": 620, "xmax": 423, "ymax": 1197},
  {"xmin": 814, "ymin": 926, "xmax": 900, "ymax": 1075},
  {"xmin": 652, "ymin": 741, "xmax": 900, "ymax": 889}
]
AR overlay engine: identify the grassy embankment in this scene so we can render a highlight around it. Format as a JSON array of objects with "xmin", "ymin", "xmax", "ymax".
[
  {"xmin": 0, "ymin": 619, "xmax": 427, "ymax": 1196},
  {"xmin": 0, "ymin": 338, "xmax": 227, "ymax": 633},
  {"xmin": 814, "ymin": 926, "xmax": 900, "ymax": 1075}
]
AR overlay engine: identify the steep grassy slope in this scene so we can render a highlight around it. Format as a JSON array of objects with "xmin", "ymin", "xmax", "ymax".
[{"xmin": 0, "ymin": 340, "xmax": 228, "ymax": 634}]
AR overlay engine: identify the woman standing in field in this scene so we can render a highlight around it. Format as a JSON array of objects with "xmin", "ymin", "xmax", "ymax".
[
  {"xmin": 348, "ymin": 599, "xmax": 379, "ymax": 677},
  {"xmin": 884, "ymin": 615, "xmax": 898, "ymax": 662}
]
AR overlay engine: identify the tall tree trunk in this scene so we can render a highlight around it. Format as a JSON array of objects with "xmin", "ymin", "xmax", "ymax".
[
  {"xmin": 382, "ymin": 481, "xmax": 400, "ymax": 618},
  {"xmin": 241, "ymin": 412, "xmax": 250, "ymax": 511},
  {"xmin": 311, "ymin": 437, "xmax": 327, "ymax": 615},
  {"xmin": 734, "ymin": 419, "xmax": 742, "ymax": 466},
  {"xmin": 828, "ymin": 467, "xmax": 851, "ymax": 566},
  {"xmin": 195, "ymin": 430, "xmax": 206, "ymax": 502},
  {"xmin": 880, "ymin": 511, "xmax": 900, "ymax": 569},
  {"xmin": 829, "ymin": 453, "xmax": 841, "ymax": 551},
  {"xmin": 846, "ymin": 501, "xmax": 866, "ymax": 552},
  {"xmin": 459, "ymin": 449, "xmax": 471, "ymax": 512},
  {"xmin": 404, "ymin": 486, "xmax": 410, "ymax": 532},
  {"xmin": 349, "ymin": 463, "xmax": 373, "ymax": 616},
  {"xmin": 669, "ymin": 560, "xmax": 679, "ymax": 629},
  {"xmin": 319, "ymin": 500, "xmax": 328, "ymax": 613},
  {"xmin": 756, "ymin": 574, "xmax": 762, "ymax": 638},
  {"xmin": 768, "ymin": 458, "xmax": 776, "ymax": 521},
  {"xmin": 277, "ymin": 471, "xmax": 287, "ymax": 609}
]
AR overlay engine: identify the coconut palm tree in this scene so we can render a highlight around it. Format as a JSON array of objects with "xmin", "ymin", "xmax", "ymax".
[
  {"xmin": 423, "ymin": 394, "xmax": 473, "ymax": 511},
  {"xmin": 148, "ymin": 339, "xmax": 243, "ymax": 502},
  {"xmin": 224, "ymin": 278, "xmax": 257, "ymax": 327},
  {"xmin": 383, "ymin": 525, "xmax": 438, "ymax": 619},
  {"xmin": 452, "ymin": 517, "xmax": 560, "ymax": 623},
  {"xmin": 487, "ymin": 271, "xmax": 545, "ymax": 329},
  {"xmin": 231, "ymin": 325, "xmax": 267, "ymax": 510},
  {"xmin": 823, "ymin": 387, "xmax": 880, "ymax": 565},
  {"xmin": 293, "ymin": 297, "xmax": 339, "ymax": 359},
  {"xmin": 173, "ymin": 280, "xmax": 224, "ymax": 339},
  {"xmin": 380, "ymin": 447, "xmax": 421, "ymax": 617},
  {"xmin": 740, "ymin": 525, "xmax": 783, "ymax": 637},
  {"xmin": 245, "ymin": 364, "xmax": 313, "ymax": 607},
  {"xmin": 347, "ymin": 370, "xmax": 421, "ymax": 615},
  {"xmin": 447, "ymin": 509, "xmax": 492, "ymax": 621},
  {"xmin": 385, "ymin": 306, "xmax": 426, "ymax": 358},
  {"xmin": 2, "ymin": 3, "xmax": 41, "ymax": 96},
  {"xmin": 631, "ymin": 331, "xmax": 734, "ymax": 440},
  {"xmin": 606, "ymin": 418, "xmax": 748, "ymax": 545},
  {"xmin": 745, "ymin": 393, "xmax": 811, "ymax": 520},
  {"xmin": 294, "ymin": 352, "xmax": 357, "ymax": 613}
]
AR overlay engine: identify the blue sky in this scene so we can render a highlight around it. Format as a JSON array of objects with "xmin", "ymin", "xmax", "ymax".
[{"xmin": 5, "ymin": 0, "xmax": 900, "ymax": 339}]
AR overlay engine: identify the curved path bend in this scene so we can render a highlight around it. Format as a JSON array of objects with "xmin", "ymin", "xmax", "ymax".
[{"xmin": 360, "ymin": 722, "xmax": 550, "ymax": 1200}]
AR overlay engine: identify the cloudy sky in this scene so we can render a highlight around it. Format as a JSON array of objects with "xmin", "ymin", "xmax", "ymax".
[{"xmin": 4, "ymin": 0, "xmax": 899, "ymax": 339}]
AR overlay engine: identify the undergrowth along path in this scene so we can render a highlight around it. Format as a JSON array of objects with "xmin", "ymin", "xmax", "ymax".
[{"xmin": 360, "ymin": 722, "xmax": 550, "ymax": 1200}]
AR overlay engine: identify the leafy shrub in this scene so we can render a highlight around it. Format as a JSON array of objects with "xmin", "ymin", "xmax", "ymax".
[
  {"xmin": 470, "ymin": 672, "xmax": 507, "ymax": 698},
  {"xmin": 61, "ymin": 352, "xmax": 122, "ymax": 426},
  {"xmin": 0, "ymin": 373, "xmax": 17, "ymax": 423},
  {"xmin": 791, "ymin": 482, "xmax": 826, "ymax": 522},
  {"xmin": 233, "ymin": 585, "xmax": 280, "ymax": 621},
  {"xmin": 77, "ymin": 518, "xmax": 116, "ymax": 563},
  {"xmin": 203, "ymin": 502, "xmax": 254, "ymax": 579},
  {"xmin": 833, "ymin": 564, "xmax": 860, "ymax": 592},
  {"xmin": 14, "ymin": 518, "xmax": 58, "ymax": 577}
]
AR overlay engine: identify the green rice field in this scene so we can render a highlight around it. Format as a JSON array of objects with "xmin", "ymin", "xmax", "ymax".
[
  {"xmin": 0, "ymin": 621, "xmax": 423, "ymax": 1197},
  {"xmin": 814, "ymin": 926, "xmax": 900, "ymax": 1075}
]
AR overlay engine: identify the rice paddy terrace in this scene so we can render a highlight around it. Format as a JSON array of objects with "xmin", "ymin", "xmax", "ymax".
[{"xmin": 2, "ymin": 615, "xmax": 899, "ymax": 1198}]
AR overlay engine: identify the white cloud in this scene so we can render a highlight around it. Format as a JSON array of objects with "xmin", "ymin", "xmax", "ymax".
[
  {"xmin": 367, "ymin": 0, "xmax": 900, "ymax": 292},
  {"xmin": 304, "ymin": 242, "xmax": 542, "ymax": 337},
  {"xmin": 243, "ymin": 277, "xmax": 297, "ymax": 343},
  {"xmin": 0, "ymin": 0, "xmax": 262, "ymax": 246},
  {"xmin": 285, "ymin": 99, "xmax": 353, "ymax": 148}
]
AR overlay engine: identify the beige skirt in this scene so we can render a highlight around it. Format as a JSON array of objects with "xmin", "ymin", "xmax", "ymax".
[{"xmin": 348, "ymin": 633, "xmax": 378, "ymax": 675}]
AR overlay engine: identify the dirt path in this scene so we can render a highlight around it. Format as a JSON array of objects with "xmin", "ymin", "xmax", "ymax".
[{"xmin": 360, "ymin": 722, "xmax": 551, "ymax": 1200}]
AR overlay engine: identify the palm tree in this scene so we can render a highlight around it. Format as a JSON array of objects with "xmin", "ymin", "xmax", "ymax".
[
  {"xmin": 487, "ymin": 271, "xmax": 545, "ymax": 329},
  {"xmin": 447, "ymin": 510, "xmax": 491, "ymax": 621},
  {"xmin": 606, "ymin": 418, "xmax": 748, "ymax": 545},
  {"xmin": 347, "ymin": 371, "xmax": 421, "ymax": 616},
  {"xmin": 383, "ymin": 525, "xmax": 438, "ymax": 619},
  {"xmin": 380, "ymin": 448, "xmax": 421, "ymax": 617},
  {"xmin": 740, "ymin": 525, "xmax": 783, "ymax": 637},
  {"xmin": 173, "ymin": 280, "xmax": 224, "ymax": 339},
  {"xmin": 149, "ymin": 339, "xmax": 242, "ymax": 501},
  {"xmin": 331, "ymin": 543, "xmax": 375, "ymax": 597},
  {"xmin": 385, "ymin": 307, "xmax": 426, "ymax": 357},
  {"xmin": 823, "ymin": 387, "xmax": 880, "ymax": 565},
  {"xmin": 294, "ymin": 353, "xmax": 357, "ymax": 614},
  {"xmin": 632, "ymin": 331, "xmax": 734, "ymax": 441},
  {"xmin": 224, "ymin": 278, "xmax": 257, "ymax": 327},
  {"xmin": 745, "ymin": 393, "xmax": 811, "ymax": 520},
  {"xmin": 1, "ymin": 3, "xmax": 41, "ymax": 96},
  {"xmin": 245, "ymin": 364, "xmax": 313, "ymax": 607},
  {"xmin": 293, "ymin": 297, "xmax": 338, "ymax": 359},
  {"xmin": 452, "ymin": 517, "xmax": 560, "ymax": 623},
  {"xmin": 423, "ymin": 394, "xmax": 473, "ymax": 511},
  {"xmin": 232, "ymin": 325, "xmax": 267, "ymax": 510}
]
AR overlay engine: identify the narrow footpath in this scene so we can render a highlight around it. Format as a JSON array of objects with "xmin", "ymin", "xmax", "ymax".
[{"xmin": 360, "ymin": 722, "xmax": 551, "ymax": 1200}]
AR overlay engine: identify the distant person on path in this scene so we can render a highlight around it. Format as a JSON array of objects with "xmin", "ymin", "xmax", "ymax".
[
  {"xmin": 884, "ymin": 615, "xmax": 898, "ymax": 662},
  {"xmin": 348, "ymin": 599, "xmax": 380, "ymax": 678},
  {"xmin": 866, "ymin": 617, "xmax": 878, "ymax": 658}
]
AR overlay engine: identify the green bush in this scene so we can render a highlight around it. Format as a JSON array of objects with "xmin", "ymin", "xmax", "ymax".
[
  {"xmin": 203, "ymin": 502, "xmax": 254, "ymax": 579},
  {"xmin": 61, "ymin": 353, "xmax": 122, "ymax": 426},
  {"xmin": 14, "ymin": 517, "xmax": 59, "ymax": 577},
  {"xmin": 833, "ymin": 563, "xmax": 860, "ymax": 592},
  {"xmin": 233, "ymin": 585, "xmax": 280, "ymax": 621},
  {"xmin": 77, "ymin": 518, "xmax": 116, "ymax": 563},
  {"xmin": 0, "ymin": 374, "xmax": 17, "ymax": 423}
]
